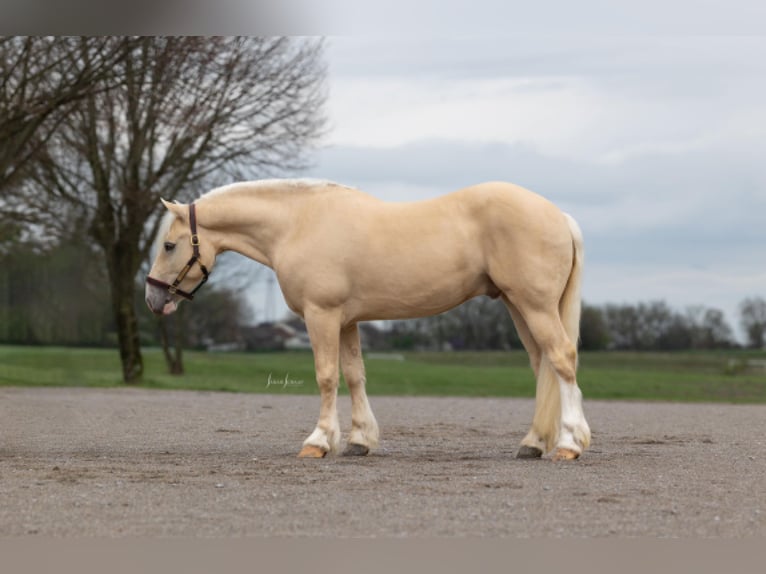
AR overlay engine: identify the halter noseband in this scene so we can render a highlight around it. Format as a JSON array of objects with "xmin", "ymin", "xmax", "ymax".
[{"xmin": 146, "ymin": 203, "xmax": 209, "ymax": 301}]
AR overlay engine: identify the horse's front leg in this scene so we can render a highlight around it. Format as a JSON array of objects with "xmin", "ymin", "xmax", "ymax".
[
  {"xmin": 298, "ymin": 307, "xmax": 342, "ymax": 458},
  {"xmin": 340, "ymin": 323, "xmax": 379, "ymax": 456}
]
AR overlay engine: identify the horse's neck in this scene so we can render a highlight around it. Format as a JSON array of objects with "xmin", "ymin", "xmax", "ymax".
[{"xmin": 198, "ymin": 186, "xmax": 297, "ymax": 268}]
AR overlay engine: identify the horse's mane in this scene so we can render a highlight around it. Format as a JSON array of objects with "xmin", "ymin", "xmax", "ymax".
[
  {"xmin": 152, "ymin": 179, "xmax": 353, "ymax": 254},
  {"xmin": 202, "ymin": 179, "xmax": 354, "ymax": 199}
]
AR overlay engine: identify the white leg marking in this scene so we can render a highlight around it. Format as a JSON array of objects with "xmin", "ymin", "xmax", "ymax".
[
  {"xmin": 303, "ymin": 419, "xmax": 341, "ymax": 454},
  {"xmin": 556, "ymin": 377, "xmax": 591, "ymax": 453}
]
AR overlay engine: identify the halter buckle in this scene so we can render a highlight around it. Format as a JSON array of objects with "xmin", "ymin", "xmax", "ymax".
[{"xmin": 190, "ymin": 234, "xmax": 200, "ymax": 247}]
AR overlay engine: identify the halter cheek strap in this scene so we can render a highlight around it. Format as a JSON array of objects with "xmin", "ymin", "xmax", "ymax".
[{"xmin": 146, "ymin": 203, "xmax": 210, "ymax": 301}]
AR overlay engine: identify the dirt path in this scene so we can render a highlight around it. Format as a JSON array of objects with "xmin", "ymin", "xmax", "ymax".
[{"xmin": 0, "ymin": 387, "xmax": 764, "ymax": 537}]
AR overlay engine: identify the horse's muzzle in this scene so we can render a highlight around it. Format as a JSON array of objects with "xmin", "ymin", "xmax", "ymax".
[{"xmin": 145, "ymin": 283, "xmax": 179, "ymax": 316}]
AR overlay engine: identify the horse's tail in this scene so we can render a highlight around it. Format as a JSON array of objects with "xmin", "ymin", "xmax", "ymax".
[
  {"xmin": 535, "ymin": 212, "xmax": 585, "ymax": 452},
  {"xmin": 560, "ymin": 213, "xmax": 584, "ymax": 355}
]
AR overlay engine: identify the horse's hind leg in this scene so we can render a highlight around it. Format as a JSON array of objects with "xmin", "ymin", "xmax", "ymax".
[
  {"xmin": 339, "ymin": 323, "xmax": 379, "ymax": 456},
  {"xmin": 504, "ymin": 298, "xmax": 542, "ymax": 379},
  {"xmin": 503, "ymin": 298, "xmax": 549, "ymax": 459},
  {"xmin": 298, "ymin": 306, "xmax": 343, "ymax": 458},
  {"xmin": 517, "ymin": 305, "xmax": 590, "ymax": 460}
]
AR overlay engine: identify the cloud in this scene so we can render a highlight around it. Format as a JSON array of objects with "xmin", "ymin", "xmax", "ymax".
[{"xmin": 325, "ymin": 36, "xmax": 766, "ymax": 164}]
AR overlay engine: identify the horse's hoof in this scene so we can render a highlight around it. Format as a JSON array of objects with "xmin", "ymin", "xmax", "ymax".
[
  {"xmin": 298, "ymin": 445, "xmax": 327, "ymax": 458},
  {"xmin": 516, "ymin": 445, "xmax": 543, "ymax": 459},
  {"xmin": 342, "ymin": 443, "xmax": 370, "ymax": 456},
  {"xmin": 552, "ymin": 448, "xmax": 580, "ymax": 461}
]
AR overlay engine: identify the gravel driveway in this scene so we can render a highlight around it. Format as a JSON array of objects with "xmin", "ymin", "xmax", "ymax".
[{"xmin": 1, "ymin": 387, "xmax": 763, "ymax": 537}]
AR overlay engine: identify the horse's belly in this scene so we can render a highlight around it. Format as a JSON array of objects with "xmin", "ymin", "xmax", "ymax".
[{"xmin": 346, "ymin": 267, "xmax": 496, "ymax": 322}]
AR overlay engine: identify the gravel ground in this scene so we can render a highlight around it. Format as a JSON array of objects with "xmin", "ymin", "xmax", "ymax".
[{"xmin": 0, "ymin": 387, "xmax": 764, "ymax": 537}]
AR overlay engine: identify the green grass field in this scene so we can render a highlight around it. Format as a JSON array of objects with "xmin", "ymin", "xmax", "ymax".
[{"xmin": 0, "ymin": 345, "xmax": 765, "ymax": 403}]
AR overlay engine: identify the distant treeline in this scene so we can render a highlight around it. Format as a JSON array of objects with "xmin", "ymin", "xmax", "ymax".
[
  {"xmin": 1, "ymin": 241, "xmax": 765, "ymax": 351},
  {"xmin": 383, "ymin": 298, "xmax": 762, "ymax": 352},
  {"xmin": 579, "ymin": 302, "xmax": 739, "ymax": 351}
]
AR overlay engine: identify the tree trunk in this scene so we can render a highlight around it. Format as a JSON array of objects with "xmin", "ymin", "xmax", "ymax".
[
  {"xmin": 110, "ymin": 280, "xmax": 144, "ymax": 383},
  {"xmin": 173, "ymin": 307, "xmax": 185, "ymax": 375},
  {"xmin": 105, "ymin": 243, "xmax": 144, "ymax": 384},
  {"xmin": 157, "ymin": 312, "xmax": 184, "ymax": 375}
]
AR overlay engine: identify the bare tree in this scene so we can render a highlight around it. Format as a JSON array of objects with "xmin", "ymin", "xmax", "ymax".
[
  {"xmin": 0, "ymin": 37, "xmax": 127, "ymax": 192},
  {"xmin": 152, "ymin": 286, "xmax": 252, "ymax": 374},
  {"xmin": 740, "ymin": 296, "xmax": 766, "ymax": 349},
  {"xmin": 7, "ymin": 36, "xmax": 326, "ymax": 382}
]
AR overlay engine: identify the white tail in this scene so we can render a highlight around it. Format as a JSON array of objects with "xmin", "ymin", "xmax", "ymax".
[
  {"xmin": 533, "ymin": 212, "xmax": 585, "ymax": 452},
  {"xmin": 560, "ymin": 213, "xmax": 584, "ymax": 353}
]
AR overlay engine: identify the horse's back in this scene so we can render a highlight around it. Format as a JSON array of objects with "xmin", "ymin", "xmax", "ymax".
[{"xmin": 296, "ymin": 180, "xmax": 572, "ymax": 276}]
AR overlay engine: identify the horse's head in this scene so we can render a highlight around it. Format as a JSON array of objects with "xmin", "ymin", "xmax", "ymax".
[{"xmin": 145, "ymin": 199, "xmax": 216, "ymax": 315}]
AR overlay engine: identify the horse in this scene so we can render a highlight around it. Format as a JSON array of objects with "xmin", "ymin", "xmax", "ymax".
[{"xmin": 145, "ymin": 179, "xmax": 591, "ymax": 461}]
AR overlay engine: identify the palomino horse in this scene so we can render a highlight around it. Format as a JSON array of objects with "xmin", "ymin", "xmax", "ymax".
[{"xmin": 145, "ymin": 180, "xmax": 591, "ymax": 461}]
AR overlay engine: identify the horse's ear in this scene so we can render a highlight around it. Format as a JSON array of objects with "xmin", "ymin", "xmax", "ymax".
[{"xmin": 160, "ymin": 198, "xmax": 187, "ymax": 221}]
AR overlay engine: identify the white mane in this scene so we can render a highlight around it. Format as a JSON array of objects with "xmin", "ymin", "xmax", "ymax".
[
  {"xmin": 152, "ymin": 179, "xmax": 352, "ymax": 255},
  {"xmin": 203, "ymin": 178, "xmax": 353, "ymax": 198}
]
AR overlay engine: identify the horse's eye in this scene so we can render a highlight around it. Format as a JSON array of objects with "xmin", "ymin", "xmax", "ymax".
[{"xmin": 164, "ymin": 242, "xmax": 176, "ymax": 252}]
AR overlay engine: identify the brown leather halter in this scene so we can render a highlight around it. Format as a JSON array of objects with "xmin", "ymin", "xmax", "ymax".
[{"xmin": 146, "ymin": 203, "xmax": 210, "ymax": 301}]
